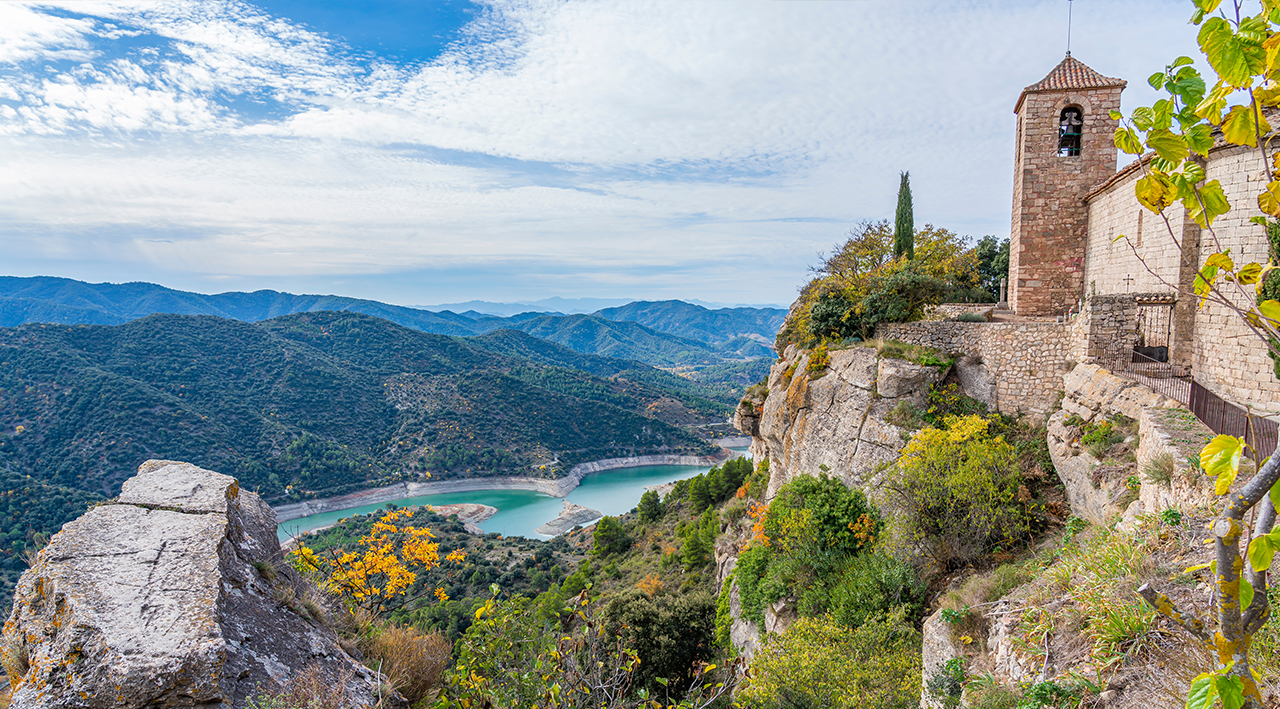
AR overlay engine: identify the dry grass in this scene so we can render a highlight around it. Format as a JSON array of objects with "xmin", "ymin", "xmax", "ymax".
[
  {"xmin": 256, "ymin": 663, "xmax": 352, "ymax": 709},
  {"xmin": 364, "ymin": 625, "xmax": 450, "ymax": 705}
]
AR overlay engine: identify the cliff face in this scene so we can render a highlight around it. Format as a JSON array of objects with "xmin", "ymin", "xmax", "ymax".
[
  {"xmin": 2, "ymin": 460, "xmax": 397, "ymax": 709},
  {"xmin": 735, "ymin": 344, "xmax": 945, "ymax": 499}
]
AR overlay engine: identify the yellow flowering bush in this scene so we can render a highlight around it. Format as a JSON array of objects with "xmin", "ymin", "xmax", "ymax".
[
  {"xmin": 737, "ymin": 610, "xmax": 921, "ymax": 709},
  {"xmin": 290, "ymin": 507, "xmax": 465, "ymax": 615}
]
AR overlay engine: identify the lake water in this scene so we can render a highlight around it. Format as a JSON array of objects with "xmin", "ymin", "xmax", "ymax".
[{"xmin": 276, "ymin": 451, "xmax": 748, "ymax": 543}]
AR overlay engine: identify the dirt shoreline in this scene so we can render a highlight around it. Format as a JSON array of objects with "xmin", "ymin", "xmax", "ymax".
[{"xmin": 272, "ymin": 451, "xmax": 729, "ymax": 523}]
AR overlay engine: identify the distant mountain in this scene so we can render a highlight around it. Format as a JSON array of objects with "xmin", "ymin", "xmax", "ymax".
[
  {"xmin": 418, "ymin": 296, "xmax": 632, "ymax": 316},
  {"xmin": 0, "ymin": 277, "xmax": 478, "ymax": 335},
  {"xmin": 0, "ymin": 277, "xmax": 785, "ymax": 367},
  {"xmin": 595, "ymin": 300, "xmax": 787, "ymax": 349}
]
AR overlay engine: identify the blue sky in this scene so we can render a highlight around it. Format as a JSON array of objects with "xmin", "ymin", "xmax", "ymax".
[{"xmin": 0, "ymin": 0, "xmax": 1202, "ymax": 307}]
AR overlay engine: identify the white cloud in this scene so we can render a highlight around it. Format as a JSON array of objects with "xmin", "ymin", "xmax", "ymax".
[{"xmin": 0, "ymin": 0, "xmax": 1212, "ymax": 304}]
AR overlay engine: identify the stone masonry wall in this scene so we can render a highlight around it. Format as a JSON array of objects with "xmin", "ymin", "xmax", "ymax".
[
  {"xmin": 1195, "ymin": 144, "xmax": 1280, "ymax": 418},
  {"xmin": 1084, "ymin": 162, "xmax": 1200, "ymax": 374},
  {"xmin": 1010, "ymin": 86, "xmax": 1123, "ymax": 316},
  {"xmin": 876, "ymin": 321, "xmax": 1072, "ymax": 417}
]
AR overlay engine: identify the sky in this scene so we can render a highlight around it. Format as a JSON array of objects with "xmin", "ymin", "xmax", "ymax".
[{"xmin": 0, "ymin": 0, "xmax": 1204, "ymax": 308}]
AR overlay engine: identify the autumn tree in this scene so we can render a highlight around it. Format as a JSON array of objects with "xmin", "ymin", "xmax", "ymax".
[
  {"xmin": 1107, "ymin": 2, "xmax": 1280, "ymax": 705},
  {"xmin": 290, "ymin": 506, "xmax": 466, "ymax": 615}
]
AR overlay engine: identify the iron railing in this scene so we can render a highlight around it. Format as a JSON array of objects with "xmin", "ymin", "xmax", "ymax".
[
  {"xmin": 1104, "ymin": 349, "xmax": 1191, "ymax": 405},
  {"xmin": 1190, "ymin": 380, "xmax": 1279, "ymax": 458}
]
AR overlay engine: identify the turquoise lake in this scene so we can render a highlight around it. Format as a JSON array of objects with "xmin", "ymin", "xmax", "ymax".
[{"xmin": 276, "ymin": 451, "xmax": 748, "ymax": 543}]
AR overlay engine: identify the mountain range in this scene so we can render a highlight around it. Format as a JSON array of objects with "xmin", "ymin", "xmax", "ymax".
[{"xmin": 0, "ymin": 277, "xmax": 784, "ymax": 368}]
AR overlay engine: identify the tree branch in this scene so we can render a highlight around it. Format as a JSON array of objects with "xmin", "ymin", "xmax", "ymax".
[{"xmin": 1138, "ymin": 582, "xmax": 1213, "ymax": 644}]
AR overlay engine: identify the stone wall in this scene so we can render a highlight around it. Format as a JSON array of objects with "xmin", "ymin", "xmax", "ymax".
[
  {"xmin": 1010, "ymin": 86, "xmax": 1124, "ymax": 316},
  {"xmin": 924, "ymin": 303, "xmax": 997, "ymax": 321},
  {"xmin": 1194, "ymin": 143, "xmax": 1280, "ymax": 418},
  {"xmin": 876, "ymin": 320, "xmax": 1072, "ymax": 417}
]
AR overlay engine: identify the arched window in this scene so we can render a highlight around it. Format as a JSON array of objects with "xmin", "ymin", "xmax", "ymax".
[{"xmin": 1058, "ymin": 107, "xmax": 1083, "ymax": 157}]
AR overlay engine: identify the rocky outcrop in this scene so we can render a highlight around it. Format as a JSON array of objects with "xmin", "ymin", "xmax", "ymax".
[
  {"xmin": 3, "ymin": 460, "xmax": 398, "ymax": 709},
  {"xmin": 534, "ymin": 501, "xmax": 603, "ymax": 536},
  {"xmin": 745, "ymin": 344, "xmax": 944, "ymax": 499}
]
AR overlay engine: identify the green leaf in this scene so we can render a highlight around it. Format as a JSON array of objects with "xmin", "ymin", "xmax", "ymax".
[
  {"xmin": 1109, "ymin": 109, "xmax": 1123, "ymax": 121},
  {"xmin": 1185, "ymin": 124, "xmax": 1215, "ymax": 156},
  {"xmin": 1133, "ymin": 106, "xmax": 1157, "ymax": 131},
  {"xmin": 1197, "ymin": 81, "xmax": 1235, "ymax": 124},
  {"xmin": 1111, "ymin": 233, "xmax": 1129, "ymax": 245},
  {"xmin": 1202, "ymin": 434, "xmax": 1246, "ymax": 495},
  {"xmin": 1199, "ymin": 17, "xmax": 1266, "ymax": 88},
  {"xmin": 1260, "ymin": 181, "xmax": 1280, "ymax": 217},
  {"xmin": 1185, "ymin": 180, "xmax": 1232, "ymax": 227},
  {"xmin": 1249, "ymin": 531, "xmax": 1280, "ymax": 571},
  {"xmin": 1260, "ymin": 299, "xmax": 1280, "ymax": 323},
  {"xmin": 1115, "ymin": 127, "xmax": 1145, "ymax": 155},
  {"xmin": 1222, "ymin": 104, "xmax": 1270, "ymax": 146},
  {"xmin": 1186, "ymin": 673, "xmax": 1216, "ymax": 709},
  {"xmin": 1215, "ymin": 674, "xmax": 1247, "ymax": 709},
  {"xmin": 1173, "ymin": 56, "xmax": 1196, "ymax": 69},
  {"xmin": 1149, "ymin": 71, "xmax": 1166, "ymax": 90},
  {"xmin": 1148, "ymin": 128, "xmax": 1190, "ymax": 162},
  {"xmin": 1193, "ymin": 0, "xmax": 1223, "ymax": 12},
  {"xmin": 1241, "ymin": 578, "xmax": 1255, "ymax": 610},
  {"xmin": 1237, "ymin": 262, "xmax": 1264, "ymax": 285}
]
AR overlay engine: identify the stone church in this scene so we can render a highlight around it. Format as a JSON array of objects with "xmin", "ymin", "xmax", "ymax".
[{"xmin": 1005, "ymin": 54, "xmax": 1279, "ymax": 420}]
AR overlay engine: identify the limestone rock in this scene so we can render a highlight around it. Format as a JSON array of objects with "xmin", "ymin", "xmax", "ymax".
[
  {"xmin": 876, "ymin": 357, "xmax": 943, "ymax": 399},
  {"xmin": 764, "ymin": 597, "xmax": 797, "ymax": 636},
  {"xmin": 3, "ymin": 460, "xmax": 400, "ymax": 709},
  {"xmin": 920, "ymin": 610, "xmax": 965, "ymax": 709},
  {"xmin": 1046, "ymin": 411, "xmax": 1130, "ymax": 524},
  {"xmin": 954, "ymin": 355, "xmax": 997, "ymax": 408}
]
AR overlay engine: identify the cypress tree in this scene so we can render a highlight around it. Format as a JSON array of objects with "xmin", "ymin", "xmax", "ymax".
[{"xmin": 894, "ymin": 171, "xmax": 915, "ymax": 260}]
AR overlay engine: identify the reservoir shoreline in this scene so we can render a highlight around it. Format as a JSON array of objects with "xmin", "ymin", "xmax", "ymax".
[{"xmin": 272, "ymin": 451, "xmax": 731, "ymax": 523}]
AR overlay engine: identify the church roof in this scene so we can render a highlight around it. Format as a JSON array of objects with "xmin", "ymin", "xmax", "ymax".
[{"xmin": 1015, "ymin": 54, "xmax": 1127, "ymax": 113}]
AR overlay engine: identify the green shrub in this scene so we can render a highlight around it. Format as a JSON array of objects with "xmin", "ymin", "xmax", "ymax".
[
  {"xmin": 829, "ymin": 552, "xmax": 926, "ymax": 628},
  {"xmin": 637, "ymin": 489, "xmax": 664, "ymax": 523},
  {"xmin": 925, "ymin": 657, "xmax": 967, "ymax": 709},
  {"xmin": 956, "ymin": 311, "xmax": 988, "ymax": 323},
  {"xmin": 738, "ymin": 611, "xmax": 921, "ymax": 709},
  {"xmin": 883, "ymin": 415, "xmax": 1030, "ymax": 570},
  {"xmin": 602, "ymin": 589, "xmax": 716, "ymax": 696}
]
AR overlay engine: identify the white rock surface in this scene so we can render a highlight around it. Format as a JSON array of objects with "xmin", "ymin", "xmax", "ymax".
[{"xmin": 3, "ymin": 460, "xmax": 400, "ymax": 709}]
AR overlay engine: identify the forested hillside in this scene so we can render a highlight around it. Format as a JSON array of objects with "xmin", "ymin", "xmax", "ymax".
[{"xmin": 0, "ymin": 312, "xmax": 722, "ymax": 573}]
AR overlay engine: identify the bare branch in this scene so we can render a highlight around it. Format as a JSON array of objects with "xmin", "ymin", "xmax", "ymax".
[{"xmin": 1138, "ymin": 582, "xmax": 1213, "ymax": 644}]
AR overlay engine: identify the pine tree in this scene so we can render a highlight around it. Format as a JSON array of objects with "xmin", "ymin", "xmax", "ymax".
[{"xmin": 894, "ymin": 171, "xmax": 915, "ymax": 260}]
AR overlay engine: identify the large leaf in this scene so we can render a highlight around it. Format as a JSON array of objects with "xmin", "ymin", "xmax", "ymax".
[
  {"xmin": 1185, "ymin": 181, "xmax": 1233, "ymax": 227},
  {"xmin": 1241, "ymin": 578, "xmax": 1255, "ymax": 610},
  {"xmin": 1186, "ymin": 123, "xmax": 1215, "ymax": 156},
  {"xmin": 1197, "ymin": 82, "xmax": 1236, "ymax": 124},
  {"xmin": 1137, "ymin": 174, "xmax": 1174, "ymax": 211},
  {"xmin": 1237, "ymin": 262, "xmax": 1264, "ymax": 285},
  {"xmin": 1248, "ymin": 530, "xmax": 1280, "ymax": 571},
  {"xmin": 1199, "ymin": 17, "xmax": 1266, "ymax": 88},
  {"xmin": 1186, "ymin": 673, "xmax": 1216, "ymax": 709},
  {"xmin": 1115, "ymin": 127, "xmax": 1145, "ymax": 156},
  {"xmin": 1202, "ymin": 434, "xmax": 1246, "ymax": 495},
  {"xmin": 1215, "ymin": 674, "xmax": 1247, "ymax": 709},
  {"xmin": 1147, "ymin": 129, "xmax": 1191, "ymax": 162},
  {"xmin": 1206, "ymin": 252, "xmax": 1236, "ymax": 272},
  {"xmin": 1223, "ymin": 104, "xmax": 1271, "ymax": 146},
  {"xmin": 1260, "ymin": 299, "xmax": 1280, "ymax": 324},
  {"xmin": 1260, "ymin": 181, "xmax": 1280, "ymax": 217}
]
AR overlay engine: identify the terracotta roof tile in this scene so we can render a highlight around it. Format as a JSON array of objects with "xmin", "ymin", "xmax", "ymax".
[{"xmin": 1015, "ymin": 55, "xmax": 1126, "ymax": 112}]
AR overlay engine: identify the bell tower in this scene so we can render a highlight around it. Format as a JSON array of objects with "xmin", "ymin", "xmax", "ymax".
[{"xmin": 1009, "ymin": 54, "xmax": 1125, "ymax": 316}]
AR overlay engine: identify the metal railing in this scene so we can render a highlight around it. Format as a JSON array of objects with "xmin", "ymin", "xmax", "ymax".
[
  {"xmin": 1104, "ymin": 349, "xmax": 1191, "ymax": 405},
  {"xmin": 1190, "ymin": 380, "xmax": 1279, "ymax": 458}
]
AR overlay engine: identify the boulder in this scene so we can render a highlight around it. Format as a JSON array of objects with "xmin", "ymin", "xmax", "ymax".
[
  {"xmin": 2, "ymin": 460, "xmax": 400, "ymax": 709},
  {"xmin": 876, "ymin": 357, "xmax": 944, "ymax": 400}
]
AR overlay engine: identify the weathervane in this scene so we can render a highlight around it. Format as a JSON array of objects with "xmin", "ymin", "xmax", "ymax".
[{"xmin": 1066, "ymin": 0, "xmax": 1074, "ymax": 57}]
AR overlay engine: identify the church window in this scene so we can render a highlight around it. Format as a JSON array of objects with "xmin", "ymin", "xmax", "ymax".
[{"xmin": 1058, "ymin": 107, "xmax": 1083, "ymax": 157}]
